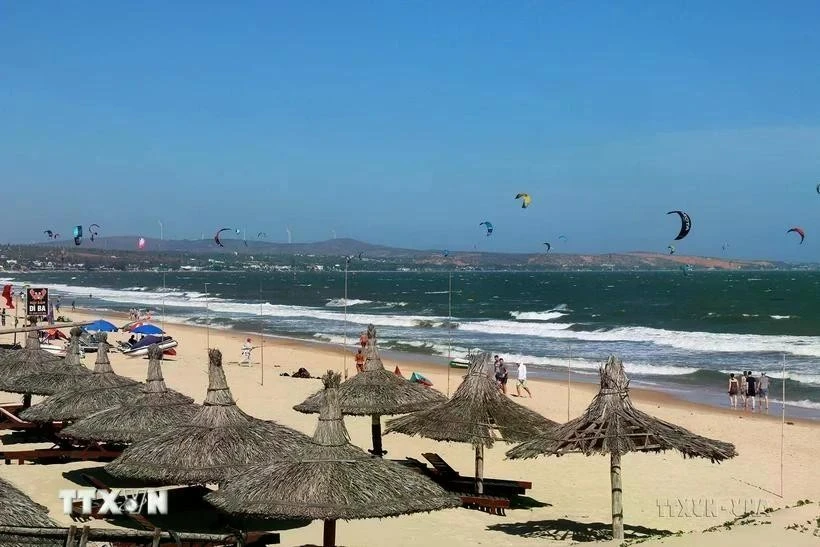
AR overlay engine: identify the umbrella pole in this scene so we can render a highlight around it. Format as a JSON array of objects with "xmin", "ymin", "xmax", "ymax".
[
  {"xmin": 474, "ymin": 444, "xmax": 484, "ymax": 495},
  {"xmin": 370, "ymin": 414, "xmax": 384, "ymax": 457},
  {"xmin": 610, "ymin": 451, "xmax": 624, "ymax": 540},
  {"xmin": 323, "ymin": 519, "xmax": 336, "ymax": 547}
]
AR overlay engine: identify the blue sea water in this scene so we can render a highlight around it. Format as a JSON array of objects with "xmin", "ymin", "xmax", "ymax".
[{"xmin": 3, "ymin": 270, "xmax": 819, "ymax": 418}]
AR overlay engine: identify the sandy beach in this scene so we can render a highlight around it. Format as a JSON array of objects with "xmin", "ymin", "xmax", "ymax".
[{"xmin": 1, "ymin": 308, "xmax": 818, "ymax": 546}]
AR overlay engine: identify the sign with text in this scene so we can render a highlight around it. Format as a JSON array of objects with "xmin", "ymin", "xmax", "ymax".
[
  {"xmin": 25, "ymin": 287, "xmax": 49, "ymax": 317},
  {"xmin": 59, "ymin": 488, "xmax": 169, "ymax": 516}
]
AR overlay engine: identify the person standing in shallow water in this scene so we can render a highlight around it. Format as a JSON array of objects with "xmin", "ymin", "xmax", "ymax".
[
  {"xmin": 758, "ymin": 372, "xmax": 770, "ymax": 411},
  {"xmin": 728, "ymin": 373, "xmax": 739, "ymax": 408},
  {"xmin": 745, "ymin": 371, "xmax": 757, "ymax": 411}
]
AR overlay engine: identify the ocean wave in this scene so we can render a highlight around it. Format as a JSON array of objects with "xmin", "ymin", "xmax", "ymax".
[
  {"xmin": 325, "ymin": 298, "xmax": 373, "ymax": 307},
  {"xmin": 770, "ymin": 315, "xmax": 792, "ymax": 320},
  {"xmin": 509, "ymin": 311, "xmax": 567, "ymax": 321}
]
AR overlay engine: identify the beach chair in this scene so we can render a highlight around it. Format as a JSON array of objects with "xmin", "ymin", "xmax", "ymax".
[
  {"xmin": 421, "ymin": 453, "xmax": 532, "ymax": 497},
  {"xmin": 0, "ymin": 406, "xmax": 40, "ymax": 431},
  {"xmin": 0, "ymin": 440, "xmax": 120, "ymax": 465}
]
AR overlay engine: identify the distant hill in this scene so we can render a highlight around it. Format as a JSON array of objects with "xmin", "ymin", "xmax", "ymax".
[{"xmin": 25, "ymin": 236, "xmax": 796, "ymax": 271}]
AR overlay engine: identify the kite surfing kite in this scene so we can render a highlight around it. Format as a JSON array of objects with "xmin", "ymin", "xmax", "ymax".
[
  {"xmin": 138, "ymin": 237, "xmax": 146, "ymax": 250},
  {"xmin": 558, "ymin": 235, "xmax": 568, "ymax": 242},
  {"xmin": 667, "ymin": 210, "xmax": 692, "ymax": 241},
  {"xmin": 787, "ymin": 227, "xmax": 805, "ymax": 244},
  {"xmin": 668, "ymin": 245, "xmax": 675, "ymax": 255},
  {"xmin": 214, "ymin": 227, "xmax": 232, "ymax": 247},
  {"xmin": 89, "ymin": 224, "xmax": 100, "ymax": 242},
  {"xmin": 257, "ymin": 232, "xmax": 267, "ymax": 239},
  {"xmin": 72, "ymin": 225, "xmax": 83, "ymax": 246},
  {"xmin": 515, "ymin": 193, "xmax": 532, "ymax": 208},
  {"xmin": 479, "ymin": 221, "xmax": 494, "ymax": 236},
  {"xmin": 543, "ymin": 242, "xmax": 551, "ymax": 252},
  {"xmin": 816, "ymin": 183, "xmax": 819, "ymax": 194},
  {"xmin": 43, "ymin": 230, "xmax": 54, "ymax": 239}
]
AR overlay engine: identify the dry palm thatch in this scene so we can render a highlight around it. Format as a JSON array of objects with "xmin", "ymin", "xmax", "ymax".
[
  {"xmin": 60, "ymin": 344, "xmax": 196, "ymax": 443},
  {"xmin": 105, "ymin": 348, "xmax": 311, "ymax": 485},
  {"xmin": 18, "ymin": 337, "xmax": 141, "ymax": 423},
  {"xmin": 506, "ymin": 355, "xmax": 738, "ymax": 540},
  {"xmin": 207, "ymin": 370, "xmax": 460, "ymax": 547},
  {"xmin": 0, "ymin": 330, "xmax": 63, "ymax": 406},
  {"xmin": 0, "ymin": 476, "xmax": 61, "ymax": 547},
  {"xmin": 385, "ymin": 351, "xmax": 558, "ymax": 493},
  {"xmin": 294, "ymin": 324, "xmax": 446, "ymax": 457},
  {"xmin": 0, "ymin": 327, "xmax": 91, "ymax": 397}
]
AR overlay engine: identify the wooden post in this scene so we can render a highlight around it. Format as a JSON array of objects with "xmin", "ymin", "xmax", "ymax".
[
  {"xmin": 370, "ymin": 414, "xmax": 384, "ymax": 457},
  {"xmin": 151, "ymin": 528, "xmax": 162, "ymax": 547},
  {"xmin": 78, "ymin": 526, "xmax": 90, "ymax": 547},
  {"xmin": 323, "ymin": 519, "xmax": 336, "ymax": 547},
  {"xmin": 65, "ymin": 525, "xmax": 76, "ymax": 547},
  {"xmin": 610, "ymin": 451, "xmax": 624, "ymax": 540},
  {"xmin": 474, "ymin": 444, "xmax": 484, "ymax": 494}
]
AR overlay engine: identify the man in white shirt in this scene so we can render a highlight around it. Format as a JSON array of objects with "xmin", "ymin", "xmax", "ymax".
[{"xmin": 516, "ymin": 362, "xmax": 532, "ymax": 398}]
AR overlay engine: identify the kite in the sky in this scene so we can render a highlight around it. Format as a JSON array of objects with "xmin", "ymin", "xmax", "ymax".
[
  {"xmin": 543, "ymin": 242, "xmax": 551, "ymax": 252},
  {"xmin": 787, "ymin": 227, "xmax": 805, "ymax": 244},
  {"xmin": 73, "ymin": 225, "xmax": 83, "ymax": 246},
  {"xmin": 443, "ymin": 250, "xmax": 450, "ymax": 257},
  {"xmin": 44, "ymin": 230, "xmax": 54, "ymax": 239},
  {"xmin": 558, "ymin": 235, "xmax": 568, "ymax": 242},
  {"xmin": 138, "ymin": 237, "xmax": 146, "ymax": 249},
  {"xmin": 667, "ymin": 210, "xmax": 692, "ymax": 241},
  {"xmin": 668, "ymin": 245, "xmax": 676, "ymax": 255},
  {"xmin": 515, "ymin": 193, "xmax": 532, "ymax": 208},
  {"xmin": 214, "ymin": 227, "xmax": 231, "ymax": 247},
  {"xmin": 816, "ymin": 183, "xmax": 819, "ymax": 194},
  {"xmin": 479, "ymin": 221, "xmax": 494, "ymax": 236},
  {"xmin": 257, "ymin": 232, "xmax": 267, "ymax": 239},
  {"xmin": 89, "ymin": 224, "xmax": 100, "ymax": 242}
]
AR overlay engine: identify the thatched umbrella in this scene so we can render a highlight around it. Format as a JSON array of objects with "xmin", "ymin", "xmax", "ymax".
[
  {"xmin": 207, "ymin": 370, "xmax": 460, "ymax": 547},
  {"xmin": 0, "ymin": 329, "xmax": 63, "ymax": 407},
  {"xmin": 294, "ymin": 324, "xmax": 446, "ymax": 457},
  {"xmin": 0, "ymin": 327, "xmax": 92, "ymax": 397},
  {"xmin": 19, "ymin": 335, "xmax": 141, "ymax": 423},
  {"xmin": 105, "ymin": 348, "xmax": 311, "ymax": 485},
  {"xmin": 385, "ymin": 351, "xmax": 558, "ymax": 494},
  {"xmin": 60, "ymin": 344, "xmax": 196, "ymax": 444},
  {"xmin": 0, "ymin": 476, "xmax": 61, "ymax": 547},
  {"xmin": 506, "ymin": 355, "xmax": 738, "ymax": 540}
]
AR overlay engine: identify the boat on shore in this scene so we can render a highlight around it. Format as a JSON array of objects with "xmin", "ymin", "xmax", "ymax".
[
  {"xmin": 449, "ymin": 357, "xmax": 470, "ymax": 369},
  {"xmin": 118, "ymin": 335, "xmax": 178, "ymax": 357}
]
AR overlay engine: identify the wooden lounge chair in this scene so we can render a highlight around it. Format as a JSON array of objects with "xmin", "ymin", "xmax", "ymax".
[
  {"xmin": 0, "ymin": 441, "xmax": 120, "ymax": 465},
  {"xmin": 421, "ymin": 452, "xmax": 532, "ymax": 496}
]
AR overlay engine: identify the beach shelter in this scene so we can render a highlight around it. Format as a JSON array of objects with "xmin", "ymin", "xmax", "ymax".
[
  {"xmin": 105, "ymin": 348, "xmax": 311, "ymax": 485},
  {"xmin": 385, "ymin": 351, "xmax": 558, "ymax": 494},
  {"xmin": 61, "ymin": 344, "xmax": 196, "ymax": 444},
  {"xmin": 0, "ymin": 476, "xmax": 61, "ymax": 547},
  {"xmin": 0, "ymin": 327, "xmax": 92, "ymax": 397},
  {"xmin": 84, "ymin": 319, "xmax": 118, "ymax": 332},
  {"xmin": 41, "ymin": 328, "xmax": 68, "ymax": 340},
  {"xmin": 294, "ymin": 324, "xmax": 446, "ymax": 457},
  {"xmin": 0, "ymin": 329, "xmax": 63, "ymax": 407},
  {"xmin": 506, "ymin": 355, "xmax": 737, "ymax": 540},
  {"xmin": 131, "ymin": 324, "xmax": 164, "ymax": 335},
  {"xmin": 19, "ymin": 334, "xmax": 141, "ymax": 423},
  {"xmin": 409, "ymin": 372, "xmax": 432, "ymax": 386},
  {"xmin": 206, "ymin": 371, "xmax": 460, "ymax": 547}
]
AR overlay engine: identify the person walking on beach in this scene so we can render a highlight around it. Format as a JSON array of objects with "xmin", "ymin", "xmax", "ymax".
[
  {"xmin": 0, "ymin": 307, "xmax": 5, "ymax": 327},
  {"xmin": 745, "ymin": 371, "xmax": 757, "ymax": 411},
  {"xmin": 359, "ymin": 331, "xmax": 368, "ymax": 348},
  {"xmin": 516, "ymin": 362, "xmax": 532, "ymax": 398},
  {"xmin": 71, "ymin": 300, "xmax": 75, "ymax": 311},
  {"xmin": 758, "ymin": 372, "xmax": 770, "ymax": 411},
  {"xmin": 728, "ymin": 373, "xmax": 739, "ymax": 408},
  {"xmin": 354, "ymin": 349, "xmax": 365, "ymax": 373},
  {"xmin": 241, "ymin": 338, "xmax": 254, "ymax": 365},
  {"xmin": 496, "ymin": 359, "xmax": 509, "ymax": 394}
]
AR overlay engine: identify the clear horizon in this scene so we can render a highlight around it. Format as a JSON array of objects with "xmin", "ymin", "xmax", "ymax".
[{"xmin": 3, "ymin": 2, "xmax": 820, "ymax": 260}]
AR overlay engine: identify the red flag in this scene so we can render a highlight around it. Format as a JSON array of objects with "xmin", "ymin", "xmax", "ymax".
[{"xmin": 1, "ymin": 285, "xmax": 13, "ymax": 309}]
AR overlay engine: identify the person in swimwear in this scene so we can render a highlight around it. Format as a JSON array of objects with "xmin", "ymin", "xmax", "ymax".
[{"xmin": 355, "ymin": 348, "xmax": 366, "ymax": 373}]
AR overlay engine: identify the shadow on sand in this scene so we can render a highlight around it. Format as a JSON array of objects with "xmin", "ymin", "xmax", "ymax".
[
  {"xmin": 509, "ymin": 496, "xmax": 552, "ymax": 510},
  {"xmin": 487, "ymin": 518, "xmax": 675, "ymax": 542}
]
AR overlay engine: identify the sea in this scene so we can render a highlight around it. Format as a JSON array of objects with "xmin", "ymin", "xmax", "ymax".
[{"xmin": 3, "ymin": 270, "xmax": 820, "ymax": 420}]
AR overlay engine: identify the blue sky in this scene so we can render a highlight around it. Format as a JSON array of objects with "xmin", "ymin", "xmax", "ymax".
[{"xmin": 3, "ymin": 1, "xmax": 820, "ymax": 260}]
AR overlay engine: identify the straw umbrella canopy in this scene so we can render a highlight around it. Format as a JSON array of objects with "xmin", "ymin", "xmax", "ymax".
[
  {"xmin": 0, "ymin": 476, "xmax": 61, "ymax": 547},
  {"xmin": 0, "ymin": 327, "xmax": 92, "ymax": 397},
  {"xmin": 506, "ymin": 355, "xmax": 738, "ymax": 540},
  {"xmin": 207, "ymin": 370, "xmax": 460, "ymax": 547},
  {"xmin": 294, "ymin": 324, "xmax": 446, "ymax": 457},
  {"xmin": 0, "ymin": 329, "xmax": 63, "ymax": 407},
  {"xmin": 60, "ymin": 344, "xmax": 196, "ymax": 444},
  {"xmin": 19, "ymin": 335, "xmax": 141, "ymax": 423},
  {"xmin": 385, "ymin": 351, "xmax": 558, "ymax": 494},
  {"xmin": 105, "ymin": 348, "xmax": 311, "ymax": 485}
]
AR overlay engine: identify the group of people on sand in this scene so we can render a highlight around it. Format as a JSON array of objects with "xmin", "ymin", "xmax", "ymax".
[
  {"xmin": 493, "ymin": 355, "xmax": 532, "ymax": 398},
  {"xmin": 728, "ymin": 371, "xmax": 770, "ymax": 411}
]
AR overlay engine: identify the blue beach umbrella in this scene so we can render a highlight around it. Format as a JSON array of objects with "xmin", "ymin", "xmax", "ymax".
[
  {"xmin": 131, "ymin": 324, "xmax": 165, "ymax": 335},
  {"xmin": 85, "ymin": 319, "xmax": 119, "ymax": 332}
]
